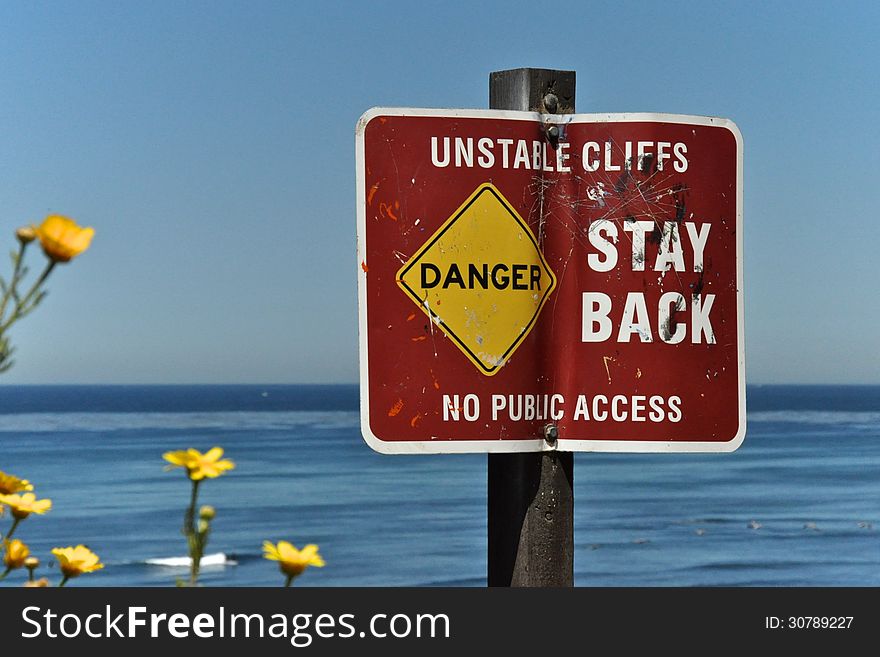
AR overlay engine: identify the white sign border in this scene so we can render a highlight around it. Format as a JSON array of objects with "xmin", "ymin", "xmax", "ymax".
[{"xmin": 356, "ymin": 107, "xmax": 745, "ymax": 454}]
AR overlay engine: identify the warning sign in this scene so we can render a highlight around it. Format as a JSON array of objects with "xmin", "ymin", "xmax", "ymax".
[
  {"xmin": 397, "ymin": 183, "xmax": 556, "ymax": 375},
  {"xmin": 357, "ymin": 108, "xmax": 744, "ymax": 454}
]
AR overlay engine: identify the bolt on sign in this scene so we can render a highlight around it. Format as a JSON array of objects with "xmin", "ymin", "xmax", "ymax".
[{"xmin": 356, "ymin": 108, "xmax": 744, "ymax": 454}]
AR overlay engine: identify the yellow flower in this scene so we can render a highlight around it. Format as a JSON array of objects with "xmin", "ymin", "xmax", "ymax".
[
  {"xmin": 51, "ymin": 545, "xmax": 103, "ymax": 578},
  {"xmin": 163, "ymin": 447, "xmax": 235, "ymax": 481},
  {"xmin": 35, "ymin": 214, "xmax": 94, "ymax": 263},
  {"xmin": 0, "ymin": 492, "xmax": 52, "ymax": 519},
  {"xmin": 0, "ymin": 470, "xmax": 33, "ymax": 495},
  {"xmin": 3, "ymin": 539, "xmax": 30, "ymax": 570},
  {"xmin": 262, "ymin": 541, "xmax": 325, "ymax": 578},
  {"xmin": 23, "ymin": 578, "xmax": 50, "ymax": 588}
]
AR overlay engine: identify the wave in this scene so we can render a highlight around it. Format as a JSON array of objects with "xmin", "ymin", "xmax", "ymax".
[
  {"xmin": 144, "ymin": 553, "xmax": 237, "ymax": 568},
  {"xmin": 747, "ymin": 410, "xmax": 880, "ymax": 427},
  {"xmin": 0, "ymin": 410, "xmax": 359, "ymax": 433}
]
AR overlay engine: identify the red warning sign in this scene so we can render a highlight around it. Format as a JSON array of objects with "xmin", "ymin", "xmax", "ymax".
[{"xmin": 357, "ymin": 108, "xmax": 744, "ymax": 454}]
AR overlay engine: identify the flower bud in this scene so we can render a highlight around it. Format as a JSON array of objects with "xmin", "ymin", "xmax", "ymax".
[
  {"xmin": 198, "ymin": 519, "xmax": 210, "ymax": 534},
  {"xmin": 24, "ymin": 556, "xmax": 40, "ymax": 570},
  {"xmin": 24, "ymin": 577, "xmax": 50, "ymax": 588},
  {"xmin": 16, "ymin": 226, "xmax": 37, "ymax": 244},
  {"xmin": 199, "ymin": 505, "xmax": 216, "ymax": 521}
]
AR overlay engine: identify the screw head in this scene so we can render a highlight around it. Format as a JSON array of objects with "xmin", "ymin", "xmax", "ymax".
[
  {"xmin": 543, "ymin": 423, "xmax": 559, "ymax": 443},
  {"xmin": 543, "ymin": 93, "xmax": 559, "ymax": 113},
  {"xmin": 546, "ymin": 124, "xmax": 560, "ymax": 141}
]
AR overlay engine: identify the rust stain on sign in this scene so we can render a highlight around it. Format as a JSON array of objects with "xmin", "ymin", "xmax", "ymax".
[
  {"xmin": 367, "ymin": 183, "xmax": 380, "ymax": 205},
  {"xmin": 603, "ymin": 356, "xmax": 615, "ymax": 384},
  {"xmin": 379, "ymin": 201, "xmax": 399, "ymax": 221},
  {"xmin": 387, "ymin": 398, "xmax": 404, "ymax": 417}
]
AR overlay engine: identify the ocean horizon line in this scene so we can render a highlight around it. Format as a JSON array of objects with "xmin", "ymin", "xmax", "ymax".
[
  {"xmin": 1, "ymin": 382, "xmax": 879, "ymax": 388},
  {"xmin": 1, "ymin": 383, "xmax": 878, "ymax": 417}
]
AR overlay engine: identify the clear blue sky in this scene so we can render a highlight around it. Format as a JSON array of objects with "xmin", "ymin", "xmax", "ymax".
[{"xmin": 1, "ymin": 0, "xmax": 877, "ymax": 384}]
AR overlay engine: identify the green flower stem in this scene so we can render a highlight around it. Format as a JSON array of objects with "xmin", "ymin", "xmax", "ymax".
[
  {"xmin": 184, "ymin": 479, "xmax": 202, "ymax": 586},
  {"xmin": 184, "ymin": 480, "xmax": 200, "ymax": 536},
  {"xmin": 0, "ymin": 241, "xmax": 27, "ymax": 322},
  {"xmin": 0, "ymin": 259, "xmax": 56, "ymax": 333},
  {"xmin": 4, "ymin": 517, "xmax": 22, "ymax": 542},
  {"xmin": 58, "ymin": 575, "xmax": 70, "ymax": 588},
  {"xmin": 0, "ymin": 567, "xmax": 10, "ymax": 581},
  {"xmin": 284, "ymin": 574, "xmax": 295, "ymax": 588}
]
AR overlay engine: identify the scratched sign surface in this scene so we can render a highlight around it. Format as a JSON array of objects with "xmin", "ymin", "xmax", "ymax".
[{"xmin": 356, "ymin": 108, "xmax": 744, "ymax": 454}]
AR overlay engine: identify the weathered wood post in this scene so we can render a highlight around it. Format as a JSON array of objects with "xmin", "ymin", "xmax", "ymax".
[{"xmin": 487, "ymin": 68, "xmax": 575, "ymax": 587}]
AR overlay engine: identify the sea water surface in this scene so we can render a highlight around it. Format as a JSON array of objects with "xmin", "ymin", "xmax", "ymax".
[{"xmin": 0, "ymin": 385, "xmax": 877, "ymax": 587}]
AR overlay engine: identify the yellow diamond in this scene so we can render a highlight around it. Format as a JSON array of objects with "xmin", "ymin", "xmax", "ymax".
[{"xmin": 397, "ymin": 183, "xmax": 557, "ymax": 376}]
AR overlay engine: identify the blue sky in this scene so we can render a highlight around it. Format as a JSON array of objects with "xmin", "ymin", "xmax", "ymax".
[{"xmin": 0, "ymin": 0, "xmax": 877, "ymax": 384}]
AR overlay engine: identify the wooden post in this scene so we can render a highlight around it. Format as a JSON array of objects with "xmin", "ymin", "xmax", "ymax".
[{"xmin": 487, "ymin": 68, "xmax": 575, "ymax": 587}]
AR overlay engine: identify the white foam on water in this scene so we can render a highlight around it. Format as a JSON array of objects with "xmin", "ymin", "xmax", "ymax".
[{"xmin": 144, "ymin": 552, "xmax": 236, "ymax": 568}]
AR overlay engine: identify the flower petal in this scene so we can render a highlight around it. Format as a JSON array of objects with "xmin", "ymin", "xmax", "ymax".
[
  {"xmin": 32, "ymin": 499, "xmax": 52, "ymax": 514},
  {"xmin": 163, "ymin": 451, "xmax": 191, "ymax": 466},
  {"xmin": 262, "ymin": 541, "xmax": 281, "ymax": 561},
  {"xmin": 204, "ymin": 447, "xmax": 224, "ymax": 462}
]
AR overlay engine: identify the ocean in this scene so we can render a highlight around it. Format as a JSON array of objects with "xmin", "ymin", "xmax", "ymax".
[{"xmin": 0, "ymin": 385, "xmax": 877, "ymax": 587}]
